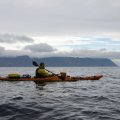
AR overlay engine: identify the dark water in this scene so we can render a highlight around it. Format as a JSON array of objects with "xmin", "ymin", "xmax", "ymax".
[{"xmin": 0, "ymin": 67, "xmax": 120, "ymax": 120}]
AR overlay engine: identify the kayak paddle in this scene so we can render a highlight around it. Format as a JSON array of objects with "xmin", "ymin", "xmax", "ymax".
[{"xmin": 33, "ymin": 61, "xmax": 39, "ymax": 67}]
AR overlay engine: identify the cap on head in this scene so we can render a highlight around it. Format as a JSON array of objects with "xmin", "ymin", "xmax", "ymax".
[{"xmin": 39, "ymin": 62, "xmax": 45, "ymax": 68}]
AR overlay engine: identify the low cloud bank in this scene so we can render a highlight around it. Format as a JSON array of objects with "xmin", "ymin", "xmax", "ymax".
[
  {"xmin": 24, "ymin": 43, "xmax": 56, "ymax": 52},
  {"xmin": 0, "ymin": 46, "xmax": 120, "ymax": 60}
]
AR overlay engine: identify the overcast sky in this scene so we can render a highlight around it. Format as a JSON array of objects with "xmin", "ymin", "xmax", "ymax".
[{"xmin": 0, "ymin": 0, "xmax": 120, "ymax": 64}]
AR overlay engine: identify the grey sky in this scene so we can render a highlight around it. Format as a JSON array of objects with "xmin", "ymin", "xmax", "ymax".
[
  {"xmin": 0, "ymin": 0, "xmax": 120, "ymax": 65},
  {"xmin": 0, "ymin": 0, "xmax": 120, "ymax": 35}
]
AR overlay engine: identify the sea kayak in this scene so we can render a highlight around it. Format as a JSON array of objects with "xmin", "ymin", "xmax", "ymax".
[{"xmin": 0, "ymin": 75, "xmax": 103, "ymax": 82}]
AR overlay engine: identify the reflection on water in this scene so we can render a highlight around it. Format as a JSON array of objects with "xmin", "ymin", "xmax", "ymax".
[
  {"xmin": 35, "ymin": 81, "xmax": 46, "ymax": 90},
  {"xmin": 0, "ymin": 67, "xmax": 120, "ymax": 120}
]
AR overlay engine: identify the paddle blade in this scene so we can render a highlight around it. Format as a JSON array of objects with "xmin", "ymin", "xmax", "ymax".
[{"xmin": 33, "ymin": 61, "xmax": 39, "ymax": 66}]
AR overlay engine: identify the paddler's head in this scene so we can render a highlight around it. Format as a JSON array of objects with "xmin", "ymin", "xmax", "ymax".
[{"xmin": 39, "ymin": 62, "xmax": 45, "ymax": 69}]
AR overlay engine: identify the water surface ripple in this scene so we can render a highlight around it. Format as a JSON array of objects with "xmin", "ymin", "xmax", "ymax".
[{"xmin": 0, "ymin": 67, "xmax": 120, "ymax": 120}]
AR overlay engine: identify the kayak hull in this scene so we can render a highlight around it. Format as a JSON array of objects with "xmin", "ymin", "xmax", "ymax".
[{"xmin": 0, "ymin": 75, "xmax": 103, "ymax": 82}]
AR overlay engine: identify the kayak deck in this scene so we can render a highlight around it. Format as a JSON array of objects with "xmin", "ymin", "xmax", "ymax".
[{"xmin": 0, "ymin": 75, "xmax": 103, "ymax": 82}]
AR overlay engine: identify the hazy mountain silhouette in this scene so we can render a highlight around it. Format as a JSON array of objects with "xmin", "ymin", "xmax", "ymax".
[{"xmin": 0, "ymin": 56, "xmax": 117, "ymax": 67}]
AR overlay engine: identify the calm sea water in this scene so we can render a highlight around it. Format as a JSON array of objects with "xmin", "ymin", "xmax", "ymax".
[{"xmin": 0, "ymin": 67, "xmax": 120, "ymax": 120}]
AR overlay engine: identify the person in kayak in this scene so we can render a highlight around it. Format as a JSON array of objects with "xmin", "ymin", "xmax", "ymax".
[{"xmin": 35, "ymin": 62, "xmax": 53, "ymax": 78}]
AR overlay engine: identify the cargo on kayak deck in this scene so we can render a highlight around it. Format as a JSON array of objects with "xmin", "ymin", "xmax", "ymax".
[{"xmin": 8, "ymin": 73, "xmax": 20, "ymax": 79}]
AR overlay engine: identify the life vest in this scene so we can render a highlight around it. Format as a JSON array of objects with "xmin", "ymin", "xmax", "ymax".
[{"xmin": 36, "ymin": 68, "xmax": 52, "ymax": 78}]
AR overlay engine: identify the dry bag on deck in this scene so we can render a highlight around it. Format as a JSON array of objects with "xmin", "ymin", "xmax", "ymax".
[
  {"xmin": 8, "ymin": 73, "xmax": 20, "ymax": 79},
  {"xmin": 21, "ymin": 74, "xmax": 31, "ymax": 78}
]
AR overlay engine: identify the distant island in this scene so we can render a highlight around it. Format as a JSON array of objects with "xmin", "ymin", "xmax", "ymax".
[{"xmin": 0, "ymin": 55, "xmax": 117, "ymax": 67}]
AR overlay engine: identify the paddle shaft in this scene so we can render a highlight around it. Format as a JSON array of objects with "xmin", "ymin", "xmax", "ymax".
[{"xmin": 45, "ymin": 68, "xmax": 57, "ymax": 75}]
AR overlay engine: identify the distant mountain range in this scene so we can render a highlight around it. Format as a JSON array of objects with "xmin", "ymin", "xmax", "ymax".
[{"xmin": 0, "ymin": 55, "xmax": 117, "ymax": 67}]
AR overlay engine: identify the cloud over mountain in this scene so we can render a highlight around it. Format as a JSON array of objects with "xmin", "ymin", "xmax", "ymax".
[
  {"xmin": 0, "ymin": 34, "xmax": 33, "ymax": 43},
  {"xmin": 23, "ymin": 43, "xmax": 57, "ymax": 52}
]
